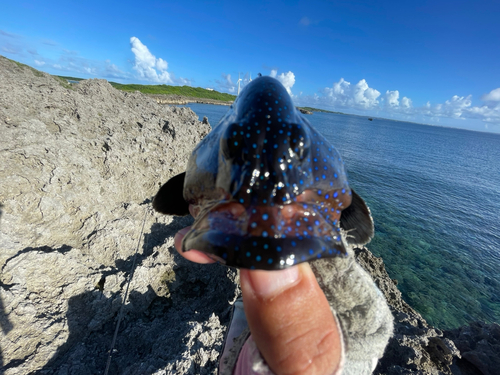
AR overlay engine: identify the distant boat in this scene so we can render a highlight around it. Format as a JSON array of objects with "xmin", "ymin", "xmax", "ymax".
[{"xmin": 368, "ymin": 118, "xmax": 373, "ymax": 121}]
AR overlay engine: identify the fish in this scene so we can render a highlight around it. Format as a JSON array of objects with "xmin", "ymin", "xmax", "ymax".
[{"xmin": 153, "ymin": 76, "xmax": 374, "ymax": 270}]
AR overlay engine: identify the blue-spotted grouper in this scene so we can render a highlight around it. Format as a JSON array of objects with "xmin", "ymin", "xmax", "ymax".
[
  {"xmin": 153, "ymin": 76, "xmax": 374, "ymax": 270},
  {"xmin": 153, "ymin": 77, "xmax": 394, "ymax": 373}
]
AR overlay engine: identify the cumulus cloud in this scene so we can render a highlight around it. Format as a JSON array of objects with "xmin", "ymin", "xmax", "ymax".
[
  {"xmin": 401, "ymin": 96, "xmax": 412, "ymax": 109},
  {"xmin": 481, "ymin": 88, "xmax": 500, "ymax": 102},
  {"xmin": 34, "ymin": 60, "xmax": 45, "ymax": 66},
  {"xmin": 401, "ymin": 92, "xmax": 500, "ymax": 125},
  {"xmin": 130, "ymin": 36, "xmax": 173, "ymax": 84},
  {"xmin": 301, "ymin": 77, "xmax": 499, "ymax": 126},
  {"xmin": 270, "ymin": 69, "xmax": 296, "ymax": 95},
  {"xmin": 321, "ymin": 78, "xmax": 380, "ymax": 110},
  {"xmin": 385, "ymin": 90, "xmax": 399, "ymax": 107}
]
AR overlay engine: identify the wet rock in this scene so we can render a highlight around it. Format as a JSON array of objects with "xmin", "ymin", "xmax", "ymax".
[
  {"xmin": 355, "ymin": 247, "xmax": 461, "ymax": 374},
  {"xmin": 444, "ymin": 321, "xmax": 500, "ymax": 375}
]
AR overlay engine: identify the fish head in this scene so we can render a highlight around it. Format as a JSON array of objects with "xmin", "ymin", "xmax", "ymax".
[{"xmin": 153, "ymin": 76, "xmax": 374, "ymax": 270}]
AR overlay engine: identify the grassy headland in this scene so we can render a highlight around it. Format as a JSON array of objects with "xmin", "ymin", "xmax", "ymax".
[
  {"xmin": 298, "ymin": 106, "xmax": 346, "ymax": 115},
  {"xmin": 57, "ymin": 75, "xmax": 346, "ymax": 113},
  {"xmin": 58, "ymin": 76, "xmax": 236, "ymax": 102}
]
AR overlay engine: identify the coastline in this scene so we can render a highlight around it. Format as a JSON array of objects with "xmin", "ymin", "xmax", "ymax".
[
  {"xmin": 1, "ymin": 55, "xmax": 498, "ymax": 374},
  {"xmin": 151, "ymin": 93, "xmax": 233, "ymax": 106}
]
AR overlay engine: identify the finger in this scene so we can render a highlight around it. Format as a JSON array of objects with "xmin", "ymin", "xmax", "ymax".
[
  {"xmin": 174, "ymin": 226, "xmax": 216, "ymax": 264},
  {"xmin": 240, "ymin": 263, "xmax": 343, "ymax": 375}
]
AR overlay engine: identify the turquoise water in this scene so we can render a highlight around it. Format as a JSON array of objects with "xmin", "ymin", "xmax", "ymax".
[{"xmin": 186, "ymin": 103, "xmax": 500, "ymax": 329}]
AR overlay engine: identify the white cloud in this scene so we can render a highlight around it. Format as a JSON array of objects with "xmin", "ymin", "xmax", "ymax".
[
  {"xmin": 481, "ymin": 88, "xmax": 500, "ymax": 102},
  {"xmin": 401, "ymin": 96, "xmax": 412, "ymax": 108},
  {"xmin": 270, "ymin": 69, "xmax": 296, "ymax": 95},
  {"xmin": 103, "ymin": 59, "xmax": 128, "ymax": 79},
  {"xmin": 385, "ymin": 90, "xmax": 399, "ymax": 107},
  {"xmin": 216, "ymin": 73, "xmax": 236, "ymax": 93},
  {"xmin": 321, "ymin": 78, "xmax": 380, "ymax": 109},
  {"xmin": 130, "ymin": 36, "xmax": 173, "ymax": 84},
  {"xmin": 83, "ymin": 67, "xmax": 97, "ymax": 75},
  {"xmin": 299, "ymin": 77, "xmax": 499, "ymax": 126},
  {"xmin": 156, "ymin": 57, "xmax": 168, "ymax": 71},
  {"xmin": 34, "ymin": 60, "xmax": 45, "ymax": 66}
]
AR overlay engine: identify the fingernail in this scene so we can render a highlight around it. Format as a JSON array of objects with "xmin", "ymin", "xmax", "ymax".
[
  {"xmin": 174, "ymin": 227, "xmax": 191, "ymax": 251},
  {"xmin": 244, "ymin": 266, "xmax": 300, "ymax": 299},
  {"xmin": 177, "ymin": 227, "xmax": 191, "ymax": 237}
]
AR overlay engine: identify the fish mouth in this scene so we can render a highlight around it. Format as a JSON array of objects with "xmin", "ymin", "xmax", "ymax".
[{"xmin": 182, "ymin": 188, "xmax": 352, "ymax": 270}]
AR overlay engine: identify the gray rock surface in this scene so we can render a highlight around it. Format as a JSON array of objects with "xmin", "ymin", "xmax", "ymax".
[
  {"xmin": 355, "ymin": 248, "xmax": 461, "ymax": 374},
  {"xmin": 0, "ymin": 56, "xmax": 238, "ymax": 374},
  {"xmin": 444, "ymin": 321, "xmax": 500, "ymax": 375},
  {"xmin": 0, "ymin": 56, "xmax": 498, "ymax": 374}
]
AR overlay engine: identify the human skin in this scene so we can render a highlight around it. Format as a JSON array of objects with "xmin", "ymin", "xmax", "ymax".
[{"xmin": 174, "ymin": 227, "xmax": 343, "ymax": 375}]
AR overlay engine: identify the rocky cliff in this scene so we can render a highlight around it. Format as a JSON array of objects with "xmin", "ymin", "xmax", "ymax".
[{"xmin": 0, "ymin": 56, "xmax": 497, "ymax": 374}]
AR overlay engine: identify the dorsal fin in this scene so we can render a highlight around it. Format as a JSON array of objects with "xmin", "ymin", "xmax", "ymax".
[
  {"xmin": 340, "ymin": 189, "xmax": 374, "ymax": 246},
  {"xmin": 153, "ymin": 172, "xmax": 190, "ymax": 216}
]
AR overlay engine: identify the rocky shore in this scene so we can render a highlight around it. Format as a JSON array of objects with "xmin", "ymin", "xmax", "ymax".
[
  {"xmin": 0, "ymin": 56, "xmax": 498, "ymax": 374},
  {"xmin": 151, "ymin": 94, "xmax": 232, "ymax": 106}
]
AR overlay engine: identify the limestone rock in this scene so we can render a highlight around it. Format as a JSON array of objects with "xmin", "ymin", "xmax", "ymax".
[
  {"xmin": 0, "ymin": 56, "xmax": 238, "ymax": 374},
  {"xmin": 444, "ymin": 321, "xmax": 500, "ymax": 375},
  {"xmin": 355, "ymin": 247, "xmax": 461, "ymax": 374}
]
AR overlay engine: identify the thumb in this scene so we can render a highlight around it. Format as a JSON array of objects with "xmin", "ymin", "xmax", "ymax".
[{"xmin": 240, "ymin": 263, "xmax": 344, "ymax": 375}]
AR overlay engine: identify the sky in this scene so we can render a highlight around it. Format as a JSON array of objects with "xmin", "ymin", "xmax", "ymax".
[{"xmin": 1, "ymin": 0, "xmax": 500, "ymax": 133}]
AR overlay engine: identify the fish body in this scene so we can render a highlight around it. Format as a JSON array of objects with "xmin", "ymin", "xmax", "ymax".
[{"xmin": 154, "ymin": 76, "xmax": 374, "ymax": 270}]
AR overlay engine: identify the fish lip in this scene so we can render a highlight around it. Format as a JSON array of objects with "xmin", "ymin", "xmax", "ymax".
[
  {"xmin": 181, "ymin": 228, "xmax": 348, "ymax": 270},
  {"xmin": 183, "ymin": 189, "xmax": 351, "ymax": 269}
]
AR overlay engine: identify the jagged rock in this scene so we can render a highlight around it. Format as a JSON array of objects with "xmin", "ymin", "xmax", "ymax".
[
  {"xmin": 355, "ymin": 247, "xmax": 461, "ymax": 374},
  {"xmin": 0, "ymin": 56, "xmax": 238, "ymax": 374},
  {"xmin": 297, "ymin": 107, "xmax": 313, "ymax": 115},
  {"xmin": 444, "ymin": 321, "xmax": 500, "ymax": 375}
]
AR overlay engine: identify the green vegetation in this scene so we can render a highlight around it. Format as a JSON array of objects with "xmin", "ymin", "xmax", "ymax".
[
  {"xmin": 5, "ymin": 57, "xmax": 44, "ymax": 78},
  {"xmin": 57, "ymin": 75, "xmax": 235, "ymax": 101},
  {"xmin": 108, "ymin": 82, "xmax": 236, "ymax": 102},
  {"xmin": 54, "ymin": 76, "xmax": 74, "ymax": 90},
  {"xmin": 57, "ymin": 75, "xmax": 85, "ymax": 82},
  {"xmin": 298, "ymin": 106, "xmax": 346, "ymax": 115},
  {"xmin": 55, "ymin": 72, "xmax": 346, "ymax": 111}
]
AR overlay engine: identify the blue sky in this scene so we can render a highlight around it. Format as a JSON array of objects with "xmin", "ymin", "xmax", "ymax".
[{"xmin": 1, "ymin": 0, "xmax": 499, "ymax": 133}]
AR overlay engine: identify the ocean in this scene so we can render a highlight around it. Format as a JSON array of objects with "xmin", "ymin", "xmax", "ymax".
[{"xmin": 185, "ymin": 103, "xmax": 500, "ymax": 330}]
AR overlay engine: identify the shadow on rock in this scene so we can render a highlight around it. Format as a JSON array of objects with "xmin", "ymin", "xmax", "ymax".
[
  {"xmin": 0, "ymin": 202, "xmax": 14, "ymax": 373},
  {"xmin": 36, "ymin": 216, "xmax": 238, "ymax": 375}
]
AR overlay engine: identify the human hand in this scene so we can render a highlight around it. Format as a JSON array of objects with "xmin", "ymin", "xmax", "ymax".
[{"xmin": 174, "ymin": 227, "xmax": 344, "ymax": 375}]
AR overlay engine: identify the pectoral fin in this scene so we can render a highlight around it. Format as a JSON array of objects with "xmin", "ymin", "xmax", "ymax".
[
  {"xmin": 340, "ymin": 189, "xmax": 374, "ymax": 246},
  {"xmin": 153, "ymin": 172, "xmax": 190, "ymax": 216}
]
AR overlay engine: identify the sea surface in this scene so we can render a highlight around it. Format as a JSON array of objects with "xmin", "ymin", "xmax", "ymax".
[{"xmin": 185, "ymin": 103, "xmax": 500, "ymax": 329}]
